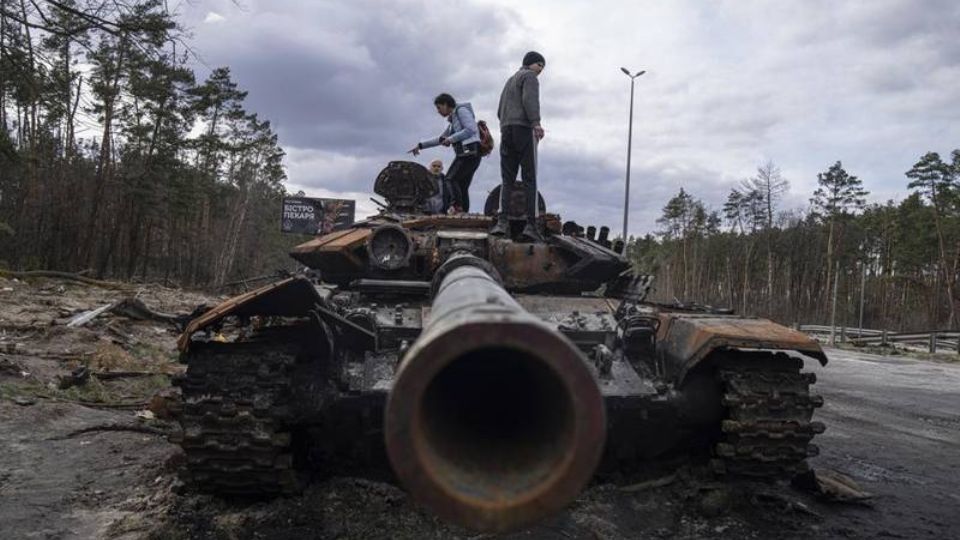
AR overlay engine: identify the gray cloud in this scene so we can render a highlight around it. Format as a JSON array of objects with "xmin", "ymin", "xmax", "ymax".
[
  {"xmin": 186, "ymin": 0, "xmax": 519, "ymax": 156},
  {"xmin": 180, "ymin": 0, "xmax": 960, "ymax": 236}
]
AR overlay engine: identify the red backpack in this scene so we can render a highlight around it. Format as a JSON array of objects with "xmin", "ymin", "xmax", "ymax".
[{"xmin": 477, "ymin": 120, "xmax": 495, "ymax": 157}]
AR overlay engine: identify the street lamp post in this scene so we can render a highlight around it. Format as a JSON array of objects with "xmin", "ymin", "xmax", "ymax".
[{"xmin": 620, "ymin": 67, "xmax": 645, "ymax": 242}]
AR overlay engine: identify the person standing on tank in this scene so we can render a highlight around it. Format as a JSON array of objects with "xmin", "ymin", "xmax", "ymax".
[
  {"xmin": 409, "ymin": 93, "xmax": 481, "ymax": 212},
  {"xmin": 490, "ymin": 51, "xmax": 546, "ymax": 241}
]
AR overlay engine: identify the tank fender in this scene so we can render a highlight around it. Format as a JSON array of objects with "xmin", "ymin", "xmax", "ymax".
[
  {"xmin": 656, "ymin": 314, "xmax": 827, "ymax": 384},
  {"xmin": 177, "ymin": 277, "xmax": 325, "ymax": 352}
]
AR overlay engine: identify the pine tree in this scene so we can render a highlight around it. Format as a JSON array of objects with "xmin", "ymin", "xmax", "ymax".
[
  {"xmin": 810, "ymin": 161, "xmax": 868, "ymax": 308},
  {"xmin": 906, "ymin": 152, "xmax": 957, "ymax": 327}
]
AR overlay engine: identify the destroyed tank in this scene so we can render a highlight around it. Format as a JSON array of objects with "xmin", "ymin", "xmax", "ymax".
[{"xmin": 172, "ymin": 161, "xmax": 827, "ymax": 532}]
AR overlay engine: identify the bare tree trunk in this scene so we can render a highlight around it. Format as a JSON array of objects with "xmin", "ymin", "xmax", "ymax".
[
  {"xmin": 930, "ymin": 195, "xmax": 957, "ymax": 328},
  {"xmin": 824, "ymin": 218, "xmax": 835, "ymax": 313},
  {"xmin": 215, "ymin": 186, "xmax": 251, "ymax": 286},
  {"xmin": 741, "ymin": 241, "xmax": 754, "ymax": 315},
  {"xmin": 0, "ymin": 1, "xmax": 7, "ymax": 132},
  {"xmin": 66, "ymin": 76, "xmax": 82, "ymax": 159},
  {"xmin": 84, "ymin": 37, "xmax": 126, "ymax": 267},
  {"xmin": 725, "ymin": 254, "xmax": 734, "ymax": 308},
  {"xmin": 767, "ymin": 239, "xmax": 774, "ymax": 314}
]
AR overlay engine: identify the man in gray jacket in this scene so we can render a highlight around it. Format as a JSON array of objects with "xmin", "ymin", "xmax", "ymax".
[
  {"xmin": 491, "ymin": 51, "xmax": 546, "ymax": 240},
  {"xmin": 409, "ymin": 93, "xmax": 481, "ymax": 212}
]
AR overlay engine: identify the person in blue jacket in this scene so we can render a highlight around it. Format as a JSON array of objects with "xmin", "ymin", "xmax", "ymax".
[{"xmin": 409, "ymin": 93, "xmax": 481, "ymax": 212}]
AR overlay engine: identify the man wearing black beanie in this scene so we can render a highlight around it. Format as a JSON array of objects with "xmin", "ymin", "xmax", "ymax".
[{"xmin": 491, "ymin": 51, "xmax": 546, "ymax": 241}]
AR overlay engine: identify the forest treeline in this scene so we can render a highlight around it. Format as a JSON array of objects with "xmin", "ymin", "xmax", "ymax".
[
  {"xmin": 0, "ymin": 0, "xmax": 296, "ymax": 286},
  {"xmin": 2, "ymin": 2, "xmax": 956, "ymax": 331},
  {"xmin": 632, "ymin": 152, "xmax": 960, "ymax": 331}
]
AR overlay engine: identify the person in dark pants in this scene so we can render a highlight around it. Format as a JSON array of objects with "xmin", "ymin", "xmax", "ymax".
[
  {"xmin": 409, "ymin": 93, "xmax": 481, "ymax": 212},
  {"xmin": 491, "ymin": 51, "xmax": 546, "ymax": 241}
]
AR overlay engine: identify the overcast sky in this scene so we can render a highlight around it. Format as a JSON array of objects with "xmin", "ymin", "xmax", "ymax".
[{"xmin": 178, "ymin": 0, "xmax": 960, "ymax": 237}]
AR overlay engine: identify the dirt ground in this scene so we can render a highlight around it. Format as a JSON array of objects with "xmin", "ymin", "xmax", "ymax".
[{"xmin": 0, "ymin": 276, "xmax": 958, "ymax": 539}]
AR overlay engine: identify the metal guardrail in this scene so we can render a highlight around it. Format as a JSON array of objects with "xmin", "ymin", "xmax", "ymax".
[{"xmin": 797, "ymin": 324, "xmax": 960, "ymax": 354}]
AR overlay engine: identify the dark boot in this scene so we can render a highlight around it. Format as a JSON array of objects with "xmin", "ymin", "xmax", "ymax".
[
  {"xmin": 489, "ymin": 214, "xmax": 509, "ymax": 236},
  {"xmin": 520, "ymin": 222, "xmax": 543, "ymax": 243}
]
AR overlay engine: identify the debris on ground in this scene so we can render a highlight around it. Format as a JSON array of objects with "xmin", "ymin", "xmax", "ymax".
[
  {"xmin": 0, "ymin": 274, "xmax": 953, "ymax": 540},
  {"xmin": 793, "ymin": 468, "xmax": 874, "ymax": 505},
  {"xmin": 58, "ymin": 365, "xmax": 91, "ymax": 389},
  {"xmin": 0, "ymin": 269, "xmax": 131, "ymax": 290},
  {"xmin": 110, "ymin": 297, "xmax": 190, "ymax": 327},
  {"xmin": 67, "ymin": 302, "xmax": 118, "ymax": 327},
  {"xmin": 0, "ymin": 357, "xmax": 27, "ymax": 376},
  {"xmin": 620, "ymin": 472, "xmax": 677, "ymax": 492},
  {"xmin": 67, "ymin": 297, "xmax": 199, "ymax": 330},
  {"xmin": 0, "ymin": 275, "xmax": 217, "ymax": 412},
  {"xmin": 147, "ymin": 388, "xmax": 180, "ymax": 420}
]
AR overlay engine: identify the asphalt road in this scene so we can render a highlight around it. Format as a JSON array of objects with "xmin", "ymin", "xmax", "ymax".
[{"xmin": 805, "ymin": 347, "xmax": 960, "ymax": 538}]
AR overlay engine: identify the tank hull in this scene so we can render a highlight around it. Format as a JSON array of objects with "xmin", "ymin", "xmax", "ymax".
[{"xmin": 173, "ymin": 278, "xmax": 825, "ymax": 490}]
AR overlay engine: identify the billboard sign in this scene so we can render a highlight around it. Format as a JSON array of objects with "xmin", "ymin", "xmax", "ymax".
[{"xmin": 281, "ymin": 197, "xmax": 356, "ymax": 235}]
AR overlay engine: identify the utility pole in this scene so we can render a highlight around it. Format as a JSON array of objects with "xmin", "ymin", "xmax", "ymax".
[{"xmin": 619, "ymin": 67, "xmax": 646, "ymax": 242}]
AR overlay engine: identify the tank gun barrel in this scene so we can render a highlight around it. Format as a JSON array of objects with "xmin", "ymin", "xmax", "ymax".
[{"xmin": 385, "ymin": 254, "xmax": 606, "ymax": 532}]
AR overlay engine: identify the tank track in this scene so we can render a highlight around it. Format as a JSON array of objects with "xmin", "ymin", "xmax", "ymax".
[
  {"xmin": 171, "ymin": 334, "xmax": 305, "ymax": 497},
  {"xmin": 712, "ymin": 351, "xmax": 825, "ymax": 478}
]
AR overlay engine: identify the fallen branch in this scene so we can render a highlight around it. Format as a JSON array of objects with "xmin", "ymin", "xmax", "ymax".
[
  {"xmin": 37, "ymin": 352, "xmax": 89, "ymax": 361},
  {"xmin": 48, "ymin": 423, "xmax": 169, "ymax": 440},
  {"xmin": 94, "ymin": 371, "xmax": 170, "ymax": 380},
  {"xmin": 0, "ymin": 269, "xmax": 131, "ymax": 290},
  {"xmin": 217, "ymin": 273, "xmax": 276, "ymax": 291},
  {"xmin": 64, "ymin": 297, "xmax": 192, "ymax": 330},
  {"xmin": 69, "ymin": 400, "xmax": 148, "ymax": 410},
  {"xmin": 109, "ymin": 297, "xmax": 181, "ymax": 325},
  {"xmin": 0, "ymin": 322, "xmax": 45, "ymax": 332},
  {"xmin": 41, "ymin": 396, "xmax": 149, "ymax": 409}
]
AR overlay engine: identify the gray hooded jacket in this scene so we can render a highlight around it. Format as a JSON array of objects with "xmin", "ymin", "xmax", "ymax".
[{"xmin": 418, "ymin": 102, "xmax": 480, "ymax": 155}]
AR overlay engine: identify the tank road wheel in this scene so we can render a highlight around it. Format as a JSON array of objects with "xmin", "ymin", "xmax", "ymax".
[
  {"xmin": 172, "ymin": 335, "xmax": 306, "ymax": 497},
  {"xmin": 712, "ymin": 351, "xmax": 825, "ymax": 479}
]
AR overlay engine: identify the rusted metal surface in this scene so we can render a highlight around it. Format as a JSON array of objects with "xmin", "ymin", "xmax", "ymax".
[
  {"xmin": 487, "ymin": 239, "xmax": 567, "ymax": 289},
  {"xmin": 657, "ymin": 314, "xmax": 828, "ymax": 383},
  {"xmin": 385, "ymin": 256, "xmax": 605, "ymax": 532},
  {"xmin": 374, "ymin": 160, "xmax": 438, "ymax": 211},
  {"xmin": 366, "ymin": 224, "xmax": 414, "ymax": 270},
  {"xmin": 289, "ymin": 227, "xmax": 370, "ymax": 270},
  {"xmin": 177, "ymin": 277, "xmax": 321, "ymax": 352},
  {"xmin": 515, "ymin": 295, "xmax": 615, "ymax": 316},
  {"xmin": 712, "ymin": 351, "xmax": 825, "ymax": 476},
  {"xmin": 401, "ymin": 214, "xmax": 494, "ymax": 229}
]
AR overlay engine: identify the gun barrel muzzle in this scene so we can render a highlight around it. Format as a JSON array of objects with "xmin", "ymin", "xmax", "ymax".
[{"xmin": 385, "ymin": 256, "xmax": 605, "ymax": 532}]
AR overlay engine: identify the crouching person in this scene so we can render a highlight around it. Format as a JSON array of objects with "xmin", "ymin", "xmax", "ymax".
[{"xmin": 409, "ymin": 93, "xmax": 481, "ymax": 212}]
